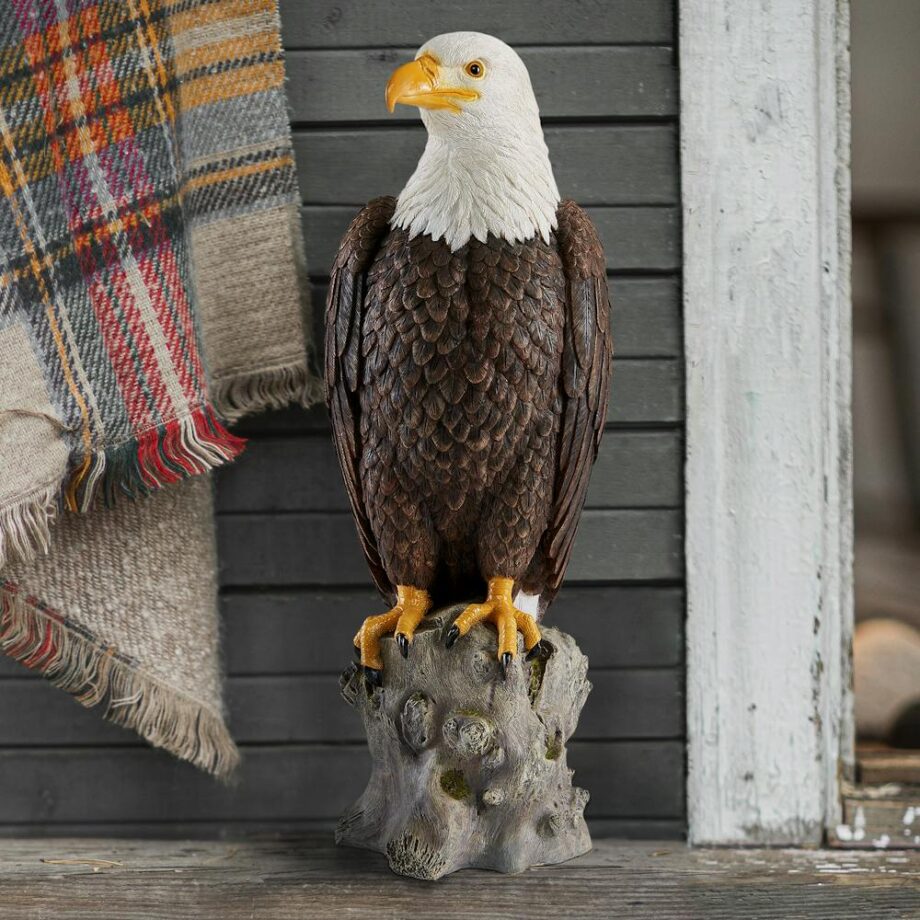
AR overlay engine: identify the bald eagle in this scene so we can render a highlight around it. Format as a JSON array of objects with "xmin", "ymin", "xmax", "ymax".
[{"xmin": 326, "ymin": 32, "xmax": 611, "ymax": 685}]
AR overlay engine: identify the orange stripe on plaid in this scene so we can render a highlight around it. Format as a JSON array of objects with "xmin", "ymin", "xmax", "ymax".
[
  {"xmin": 173, "ymin": 30, "xmax": 278, "ymax": 76},
  {"xmin": 176, "ymin": 61, "xmax": 284, "ymax": 111},
  {"xmin": 165, "ymin": 0, "xmax": 277, "ymax": 37},
  {"xmin": 129, "ymin": 0, "xmax": 176, "ymax": 125},
  {"xmin": 181, "ymin": 154, "xmax": 293, "ymax": 194}
]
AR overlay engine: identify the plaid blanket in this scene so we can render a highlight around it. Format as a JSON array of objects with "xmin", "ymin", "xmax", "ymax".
[{"xmin": 0, "ymin": 0, "xmax": 317, "ymax": 775}]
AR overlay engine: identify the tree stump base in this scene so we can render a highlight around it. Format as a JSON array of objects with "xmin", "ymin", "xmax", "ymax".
[{"xmin": 336, "ymin": 604, "xmax": 593, "ymax": 879}]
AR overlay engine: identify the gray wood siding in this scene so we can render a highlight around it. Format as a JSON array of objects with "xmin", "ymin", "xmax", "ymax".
[{"xmin": 0, "ymin": 1, "xmax": 682, "ymax": 840}]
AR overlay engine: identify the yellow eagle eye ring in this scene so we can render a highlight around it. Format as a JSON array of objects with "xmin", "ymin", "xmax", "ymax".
[{"xmin": 464, "ymin": 60, "xmax": 485, "ymax": 79}]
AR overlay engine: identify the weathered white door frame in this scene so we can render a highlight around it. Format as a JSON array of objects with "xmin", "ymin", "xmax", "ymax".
[{"xmin": 681, "ymin": 0, "xmax": 853, "ymax": 844}]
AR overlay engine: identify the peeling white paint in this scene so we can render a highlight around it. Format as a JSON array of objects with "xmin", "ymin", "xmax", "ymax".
[{"xmin": 682, "ymin": 0, "xmax": 853, "ymax": 845}]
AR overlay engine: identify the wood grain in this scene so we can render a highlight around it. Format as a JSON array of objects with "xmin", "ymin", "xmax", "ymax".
[
  {"xmin": 0, "ymin": 837, "xmax": 916, "ymax": 920},
  {"xmin": 859, "ymin": 750, "xmax": 920, "ymax": 785},
  {"xmin": 0, "ymin": 669, "xmax": 682, "ymax": 746},
  {"xmin": 0, "ymin": 585, "xmax": 682, "ymax": 678},
  {"xmin": 294, "ymin": 126, "xmax": 679, "ymax": 205},
  {"xmin": 0, "ymin": 741, "xmax": 683, "ymax": 822},
  {"xmin": 218, "ymin": 585, "xmax": 685, "ymax": 673},
  {"xmin": 682, "ymin": 0, "xmax": 852, "ymax": 845},
  {"xmin": 835, "ymin": 789, "xmax": 920, "ymax": 849},
  {"xmin": 279, "ymin": 0, "xmax": 676, "ymax": 47},
  {"xmin": 216, "ymin": 509, "xmax": 682, "ymax": 586},
  {"xmin": 0, "ymin": 818, "xmax": 687, "ymax": 839},
  {"xmin": 286, "ymin": 47, "xmax": 677, "ymax": 122}
]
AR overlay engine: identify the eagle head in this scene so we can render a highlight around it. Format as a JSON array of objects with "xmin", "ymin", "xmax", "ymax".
[
  {"xmin": 385, "ymin": 32, "xmax": 560, "ymax": 251},
  {"xmin": 386, "ymin": 32, "xmax": 541, "ymax": 135}
]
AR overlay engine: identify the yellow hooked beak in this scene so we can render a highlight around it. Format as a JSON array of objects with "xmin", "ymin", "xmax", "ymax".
[{"xmin": 385, "ymin": 53, "xmax": 479, "ymax": 115}]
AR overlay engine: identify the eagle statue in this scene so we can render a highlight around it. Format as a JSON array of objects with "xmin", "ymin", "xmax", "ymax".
[{"xmin": 326, "ymin": 32, "xmax": 611, "ymax": 687}]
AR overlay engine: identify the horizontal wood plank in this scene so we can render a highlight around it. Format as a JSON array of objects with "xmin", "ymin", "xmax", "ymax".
[
  {"xmin": 0, "ymin": 586, "xmax": 682, "ymax": 679},
  {"xmin": 220, "ymin": 585, "xmax": 684, "ymax": 671},
  {"xmin": 280, "ymin": 0, "xmax": 675, "ymax": 47},
  {"xmin": 216, "ymin": 431, "xmax": 681, "ymax": 513},
  {"xmin": 0, "ymin": 818, "xmax": 686, "ymax": 839},
  {"xmin": 611, "ymin": 359, "xmax": 682, "ymax": 424},
  {"xmin": 294, "ymin": 126, "xmax": 678, "ymax": 205},
  {"xmin": 6, "ymin": 838, "xmax": 920, "ymax": 919},
  {"xmin": 216, "ymin": 509, "xmax": 682, "ymax": 586},
  {"xmin": 231, "ymin": 359, "xmax": 683, "ymax": 437},
  {"xmin": 286, "ymin": 47, "xmax": 676, "ymax": 123},
  {"xmin": 858, "ymin": 750, "xmax": 920, "ymax": 785},
  {"xmin": 0, "ymin": 741, "xmax": 683, "ymax": 822},
  {"xmin": 303, "ymin": 207, "xmax": 681, "ymax": 275},
  {"xmin": 836, "ymin": 791, "xmax": 920, "ymax": 849},
  {"xmin": 0, "ymin": 669, "xmax": 681, "ymax": 746}
]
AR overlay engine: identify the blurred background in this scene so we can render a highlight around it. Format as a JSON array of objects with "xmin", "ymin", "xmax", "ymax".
[{"xmin": 851, "ymin": 0, "xmax": 920, "ymax": 757}]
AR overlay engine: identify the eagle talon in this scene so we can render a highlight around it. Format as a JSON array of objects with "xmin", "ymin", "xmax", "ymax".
[
  {"xmin": 526, "ymin": 639, "xmax": 553, "ymax": 662},
  {"xmin": 445, "ymin": 625, "xmax": 461, "ymax": 649},
  {"xmin": 354, "ymin": 585, "xmax": 432, "ymax": 674},
  {"xmin": 447, "ymin": 577, "xmax": 542, "ymax": 676},
  {"xmin": 363, "ymin": 666, "xmax": 383, "ymax": 690}
]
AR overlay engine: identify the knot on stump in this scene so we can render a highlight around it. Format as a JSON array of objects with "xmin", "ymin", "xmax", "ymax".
[{"xmin": 336, "ymin": 604, "xmax": 592, "ymax": 879}]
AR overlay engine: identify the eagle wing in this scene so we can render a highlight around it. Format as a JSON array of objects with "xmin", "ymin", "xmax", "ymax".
[
  {"xmin": 534, "ymin": 200, "xmax": 612, "ymax": 602},
  {"xmin": 325, "ymin": 196, "xmax": 397, "ymax": 601}
]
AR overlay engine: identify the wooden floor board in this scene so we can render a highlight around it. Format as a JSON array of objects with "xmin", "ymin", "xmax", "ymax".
[{"xmin": 0, "ymin": 837, "xmax": 916, "ymax": 919}]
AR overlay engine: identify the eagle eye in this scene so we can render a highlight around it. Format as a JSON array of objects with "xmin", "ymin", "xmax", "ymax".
[{"xmin": 464, "ymin": 60, "xmax": 485, "ymax": 79}]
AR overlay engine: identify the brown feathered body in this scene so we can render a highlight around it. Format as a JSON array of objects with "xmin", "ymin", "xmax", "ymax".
[{"xmin": 326, "ymin": 197, "xmax": 610, "ymax": 612}]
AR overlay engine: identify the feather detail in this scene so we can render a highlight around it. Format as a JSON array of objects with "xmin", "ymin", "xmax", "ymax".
[
  {"xmin": 525, "ymin": 200, "xmax": 612, "ymax": 601},
  {"xmin": 325, "ymin": 197, "xmax": 397, "ymax": 601}
]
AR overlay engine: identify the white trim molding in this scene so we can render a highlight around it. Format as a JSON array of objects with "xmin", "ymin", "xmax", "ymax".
[{"xmin": 681, "ymin": 0, "xmax": 853, "ymax": 844}]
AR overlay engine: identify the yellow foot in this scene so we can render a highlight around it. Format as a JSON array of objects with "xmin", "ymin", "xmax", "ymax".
[
  {"xmin": 353, "ymin": 585, "xmax": 432, "ymax": 683},
  {"xmin": 445, "ymin": 577, "xmax": 547, "ymax": 679}
]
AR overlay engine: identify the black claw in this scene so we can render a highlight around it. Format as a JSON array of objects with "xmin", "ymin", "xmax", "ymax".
[
  {"xmin": 526, "ymin": 639, "xmax": 553, "ymax": 662},
  {"xmin": 500, "ymin": 652, "xmax": 513, "ymax": 680},
  {"xmin": 363, "ymin": 666, "xmax": 383, "ymax": 690},
  {"xmin": 396, "ymin": 633, "xmax": 410, "ymax": 658},
  {"xmin": 445, "ymin": 625, "xmax": 461, "ymax": 649}
]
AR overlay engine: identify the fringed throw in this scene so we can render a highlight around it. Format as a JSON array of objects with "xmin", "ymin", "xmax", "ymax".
[
  {"xmin": 2, "ymin": 477, "xmax": 239, "ymax": 778},
  {"xmin": 0, "ymin": 0, "xmax": 319, "ymax": 776}
]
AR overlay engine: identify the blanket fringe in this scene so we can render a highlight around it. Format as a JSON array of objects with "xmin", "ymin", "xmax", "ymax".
[
  {"xmin": 67, "ymin": 405, "xmax": 246, "ymax": 512},
  {"xmin": 1, "ymin": 406, "xmax": 244, "ymax": 569},
  {"xmin": 0, "ymin": 481, "xmax": 58, "ymax": 572},
  {"xmin": 0, "ymin": 586, "xmax": 240, "ymax": 779},
  {"xmin": 210, "ymin": 363, "xmax": 324, "ymax": 422}
]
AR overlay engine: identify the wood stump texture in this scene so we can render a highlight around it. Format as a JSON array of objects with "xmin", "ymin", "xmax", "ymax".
[{"xmin": 337, "ymin": 605, "xmax": 592, "ymax": 879}]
